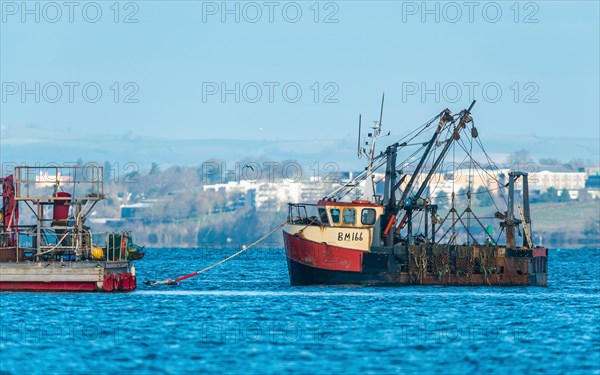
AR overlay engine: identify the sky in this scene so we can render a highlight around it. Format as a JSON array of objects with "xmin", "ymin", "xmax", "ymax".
[{"xmin": 1, "ymin": 0, "xmax": 599, "ymax": 169}]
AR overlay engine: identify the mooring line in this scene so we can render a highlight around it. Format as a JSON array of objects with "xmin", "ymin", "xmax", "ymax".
[{"xmin": 144, "ymin": 221, "xmax": 287, "ymax": 286}]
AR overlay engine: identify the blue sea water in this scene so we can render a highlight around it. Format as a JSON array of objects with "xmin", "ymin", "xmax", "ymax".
[{"xmin": 1, "ymin": 248, "xmax": 599, "ymax": 374}]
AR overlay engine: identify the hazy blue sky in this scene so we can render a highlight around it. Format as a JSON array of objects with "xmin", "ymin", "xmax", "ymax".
[{"xmin": 1, "ymin": 1, "xmax": 599, "ymax": 167}]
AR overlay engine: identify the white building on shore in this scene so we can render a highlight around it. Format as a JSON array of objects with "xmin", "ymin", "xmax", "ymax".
[{"xmin": 202, "ymin": 168, "xmax": 593, "ymax": 212}]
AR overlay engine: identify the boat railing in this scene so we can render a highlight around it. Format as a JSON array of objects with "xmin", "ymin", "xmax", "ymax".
[
  {"xmin": 17, "ymin": 226, "xmax": 93, "ymax": 260},
  {"xmin": 0, "ymin": 227, "xmax": 133, "ymax": 262},
  {"xmin": 99, "ymin": 232, "xmax": 133, "ymax": 262}
]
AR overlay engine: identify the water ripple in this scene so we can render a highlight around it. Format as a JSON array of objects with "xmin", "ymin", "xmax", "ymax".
[{"xmin": 0, "ymin": 248, "xmax": 598, "ymax": 374}]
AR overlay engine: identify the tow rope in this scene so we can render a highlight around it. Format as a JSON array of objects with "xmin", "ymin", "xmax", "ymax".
[{"xmin": 144, "ymin": 221, "xmax": 286, "ymax": 286}]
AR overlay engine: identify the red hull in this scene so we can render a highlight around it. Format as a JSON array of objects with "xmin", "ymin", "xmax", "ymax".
[
  {"xmin": 0, "ymin": 272, "xmax": 136, "ymax": 292},
  {"xmin": 284, "ymin": 231, "xmax": 548, "ymax": 286},
  {"xmin": 283, "ymin": 231, "xmax": 363, "ymax": 272},
  {"xmin": 0, "ymin": 281, "xmax": 97, "ymax": 292}
]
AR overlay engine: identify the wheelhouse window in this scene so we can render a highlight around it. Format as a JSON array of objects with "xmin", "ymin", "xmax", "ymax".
[
  {"xmin": 318, "ymin": 208, "xmax": 330, "ymax": 225},
  {"xmin": 361, "ymin": 208, "xmax": 376, "ymax": 225},
  {"xmin": 330, "ymin": 208, "xmax": 340, "ymax": 224},
  {"xmin": 343, "ymin": 208, "xmax": 356, "ymax": 224}
]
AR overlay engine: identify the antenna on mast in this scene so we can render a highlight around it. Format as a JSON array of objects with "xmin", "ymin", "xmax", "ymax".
[
  {"xmin": 379, "ymin": 92, "xmax": 385, "ymax": 127},
  {"xmin": 357, "ymin": 114, "xmax": 362, "ymax": 158}
]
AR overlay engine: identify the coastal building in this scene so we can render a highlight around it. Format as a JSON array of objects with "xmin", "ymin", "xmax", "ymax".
[
  {"xmin": 200, "ymin": 167, "xmax": 595, "ymax": 213},
  {"xmin": 527, "ymin": 170, "xmax": 586, "ymax": 193}
]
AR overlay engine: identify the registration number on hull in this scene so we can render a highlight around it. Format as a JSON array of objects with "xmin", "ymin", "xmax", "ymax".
[{"xmin": 337, "ymin": 232, "xmax": 364, "ymax": 241}]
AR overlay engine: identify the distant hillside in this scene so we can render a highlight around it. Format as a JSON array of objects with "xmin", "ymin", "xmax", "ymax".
[
  {"xmin": 2, "ymin": 132, "xmax": 599, "ymax": 171},
  {"xmin": 530, "ymin": 202, "xmax": 600, "ymax": 248}
]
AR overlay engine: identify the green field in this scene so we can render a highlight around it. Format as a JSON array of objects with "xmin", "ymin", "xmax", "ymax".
[{"xmin": 530, "ymin": 201, "xmax": 600, "ymax": 233}]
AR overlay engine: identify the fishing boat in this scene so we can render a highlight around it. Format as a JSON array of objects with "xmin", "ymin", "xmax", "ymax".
[
  {"xmin": 0, "ymin": 165, "xmax": 143, "ymax": 292},
  {"xmin": 283, "ymin": 98, "xmax": 548, "ymax": 286}
]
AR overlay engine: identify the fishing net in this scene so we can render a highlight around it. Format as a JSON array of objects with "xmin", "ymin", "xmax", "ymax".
[
  {"xmin": 455, "ymin": 245, "xmax": 475, "ymax": 276},
  {"xmin": 431, "ymin": 245, "xmax": 450, "ymax": 280},
  {"xmin": 408, "ymin": 244, "xmax": 427, "ymax": 284}
]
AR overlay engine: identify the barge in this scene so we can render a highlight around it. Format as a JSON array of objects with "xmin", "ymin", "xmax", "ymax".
[
  {"xmin": 1, "ymin": 165, "xmax": 143, "ymax": 292},
  {"xmin": 284, "ymin": 99, "xmax": 548, "ymax": 286}
]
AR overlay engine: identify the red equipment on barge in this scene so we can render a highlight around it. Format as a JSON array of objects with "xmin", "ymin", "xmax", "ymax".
[
  {"xmin": 283, "ymin": 99, "xmax": 548, "ymax": 286},
  {"xmin": 0, "ymin": 165, "xmax": 142, "ymax": 292}
]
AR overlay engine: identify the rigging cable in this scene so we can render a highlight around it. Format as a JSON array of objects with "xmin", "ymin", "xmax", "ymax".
[{"xmin": 145, "ymin": 221, "xmax": 287, "ymax": 286}]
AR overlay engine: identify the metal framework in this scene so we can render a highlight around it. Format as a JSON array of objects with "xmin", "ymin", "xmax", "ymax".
[
  {"xmin": 320, "ymin": 100, "xmax": 534, "ymax": 250},
  {"xmin": 1, "ymin": 165, "xmax": 116, "ymax": 261}
]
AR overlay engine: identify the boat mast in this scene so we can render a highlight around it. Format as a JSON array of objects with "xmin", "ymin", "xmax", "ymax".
[
  {"xmin": 359, "ymin": 93, "xmax": 388, "ymax": 203},
  {"xmin": 397, "ymin": 109, "xmax": 451, "ymax": 208},
  {"xmin": 395, "ymin": 100, "xmax": 476, "ymax": 244},
  {"xmin": 413, "ymin": 101, "xmax": 476, "ymax": 201},
  {"xmin": 325, "ymin": 94, "xmax": 389, "ymax": 202},
  {"xmin": 380, "ymin": 143, "xmax": 398, "ymax": 246}
]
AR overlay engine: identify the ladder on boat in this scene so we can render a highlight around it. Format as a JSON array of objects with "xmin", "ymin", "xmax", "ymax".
[{"xmin": 517, "ymin": 202, "xmax": 532, "ymax": 248}]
